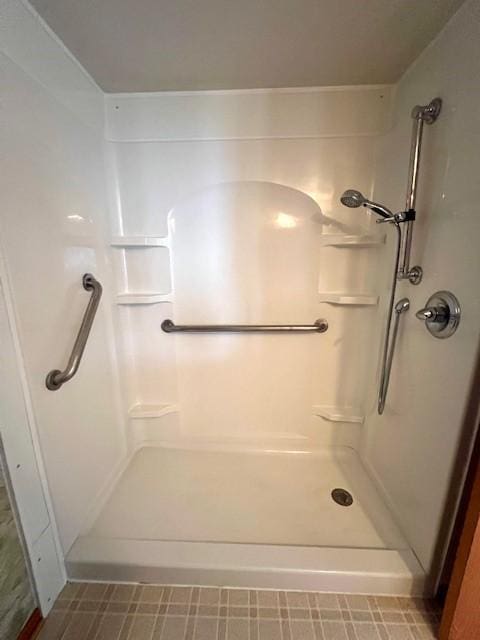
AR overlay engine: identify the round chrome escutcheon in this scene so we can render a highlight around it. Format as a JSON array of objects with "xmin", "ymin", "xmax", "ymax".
[{"xmin": 420, "ymin": 291, "xmax": 461, "ymax": 339}]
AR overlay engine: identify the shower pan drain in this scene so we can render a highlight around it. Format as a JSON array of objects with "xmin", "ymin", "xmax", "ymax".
[{"xmin": 331, "ymin": 488, "xmax": 353, "ymax": 507}]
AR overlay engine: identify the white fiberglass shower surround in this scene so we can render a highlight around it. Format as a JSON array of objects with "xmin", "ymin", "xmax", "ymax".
[
  {"xmin": 74, "ymin": 87, "xmax": 422, "ymax": 593},
  {"xmin": 1, "ymin": 0, "xmax": 480, "ymax": 612}
]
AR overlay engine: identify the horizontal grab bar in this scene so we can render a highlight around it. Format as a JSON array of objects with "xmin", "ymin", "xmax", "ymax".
[
  {"xmin": 46, "ymin": 273, "xmax": 103, "ymax": 391},
  {"xmin": 161, "ymin": 319, "xmax": 328, "ymax": 333}
]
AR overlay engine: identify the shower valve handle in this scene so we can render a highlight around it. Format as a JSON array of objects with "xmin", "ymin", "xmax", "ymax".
[{"xmin": 415, "ymin": 306, "xmax": 448, "ymax": 322}]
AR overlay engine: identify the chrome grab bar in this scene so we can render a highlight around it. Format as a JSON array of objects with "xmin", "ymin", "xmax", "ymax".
[
  {"xmin": 46, "ymin": 273, "xmax": 102, "ymax": 391},
  {"xmin": 161, "ymin": 319, "xmax": 328, "ymax": 333}
]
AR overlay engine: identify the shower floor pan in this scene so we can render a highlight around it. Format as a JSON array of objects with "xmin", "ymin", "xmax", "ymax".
[{"xmin": 67, "ymin": 446, "xmax": 425, "ymax": 594}]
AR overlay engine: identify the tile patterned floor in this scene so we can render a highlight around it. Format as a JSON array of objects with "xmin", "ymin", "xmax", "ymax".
[{"xmin": 36, "ymin": 583, "xmax": 441, "ymax": 640}]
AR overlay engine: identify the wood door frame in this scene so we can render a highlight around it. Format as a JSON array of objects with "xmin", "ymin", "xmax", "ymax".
[
  {"xmin": 440, "ymin": 417, "xmax": 480, "ymax": 638},
  {"xmin": 17, "ymin": 608, "xmax": 42, "ymax": 640}
]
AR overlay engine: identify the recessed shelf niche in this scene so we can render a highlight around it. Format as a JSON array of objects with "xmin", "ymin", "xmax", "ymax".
[
  {"xmin": 312, "ymin": 405, "xmax": 364, "ymax": 424},
  {"xmin": 129, "ymin": 404, "xmax": 178, "ymax": 419},
  {"xmin": 317, "ymin": 293, "xmax": 378, "ymax": 306},
  {"xmin": 319, "ymin": 234, "xmax": 385, "ymax": 248},
  {"xmin": 112, "ymin": 239, "xmax": 172, "ymax": 304},
  {"xmin": 111, "ymin": 236, "xmax": 169, "ymax": 247},
  {"xmin": 116, "ymin": 293, "xmax": 172, "ymax": 305}
]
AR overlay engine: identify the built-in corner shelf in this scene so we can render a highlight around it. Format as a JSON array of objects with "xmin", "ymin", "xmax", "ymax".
[
  {"xmin": 116, "ymin": 293, "xmax": 172, "ymax": 305},
  {"xmin": 312, "ymin": 405, "xmax": 364, "ymax": 424},
  {"xmin": 318, "ymin": 293, "xmax": 378, "ymax": 306},
  {"xmin": 111, "ymin": 236, "xmax": 169, "ymax": 248},
  {"xmin": 129, "ymin": 404, "xmax": 179, "ymax": 419},
  {"xmin": 319, "ymin": 234, "xmax": 385, "ymax": 248}
]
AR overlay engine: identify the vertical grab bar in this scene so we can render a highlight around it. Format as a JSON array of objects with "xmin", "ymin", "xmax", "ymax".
[{"xmin": 46, "ymin": 273, "xmax": 102, "ymax": 391}]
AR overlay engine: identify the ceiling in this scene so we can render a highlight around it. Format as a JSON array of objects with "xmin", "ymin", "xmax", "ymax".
[{"xmin": 30, "ymin": 0, "xmax": 465, "ymax": 93}]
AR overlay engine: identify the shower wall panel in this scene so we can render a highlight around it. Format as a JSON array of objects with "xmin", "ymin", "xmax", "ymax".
[
  {"xmin": 105, "ymin": 87, "xmax": 393, "ymax": 450},
  {"xmin": 363, "ymin": 0, "xmax": 480, "ymax": 579},
  {"xmin": 0, "ymin": 0, "xmax": 126, "ymax": 553}
]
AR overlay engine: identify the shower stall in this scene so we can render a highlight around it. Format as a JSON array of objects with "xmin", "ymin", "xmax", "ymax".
[{"xmin": 1, "ymin": 0, "xmax": 480, "ymax": 614}]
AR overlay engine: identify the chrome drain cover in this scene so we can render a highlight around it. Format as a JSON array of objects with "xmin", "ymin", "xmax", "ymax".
[{"xmin": 331, "ymin": 488, "xmax": 353, "ymax": 507}]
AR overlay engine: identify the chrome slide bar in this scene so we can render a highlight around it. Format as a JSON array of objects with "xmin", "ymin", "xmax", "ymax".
[
  {"xmin": 46, "ymin": 273, "xmax": 102, "ymax": 391},
  {"xmin": 398, "ymin": 97, "xmax": 441, "ymax": 283},
  {"xmin": 161, "ymin": 319, "xmax": 328, "ymax": 333}
]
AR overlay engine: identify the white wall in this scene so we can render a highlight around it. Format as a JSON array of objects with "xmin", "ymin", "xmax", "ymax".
[
  {"xmin": 0, "ymin": 0, "xmax": 126, "ymax": 553},
  {"xmin": 0, "ymin": 273, "xmax": 65, "ymax": 613},
  {"xmin": 362, "ymin": 0, "xmax": 480, "ymax": 579},
  {"xmin": 105, "ymin": 86, "xmax": 393, "ymax": 450}
]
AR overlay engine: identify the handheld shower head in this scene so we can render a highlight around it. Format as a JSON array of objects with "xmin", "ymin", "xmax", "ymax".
[
  {"xmin": 340, "ymin": 189, "xmax": 393, "ymax": 218},
  {"xmin": 340, "ymin": 189, "xmax": 366, "ymax": 208},
  {"xmin": 395, "ymin": 298, "xmax": 410, "ymax": 314}
]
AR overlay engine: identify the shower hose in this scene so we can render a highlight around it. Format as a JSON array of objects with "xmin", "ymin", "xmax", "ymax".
[{"xmin": 377, "ymin": 222, "xmax": 410, "ymax": 415}]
